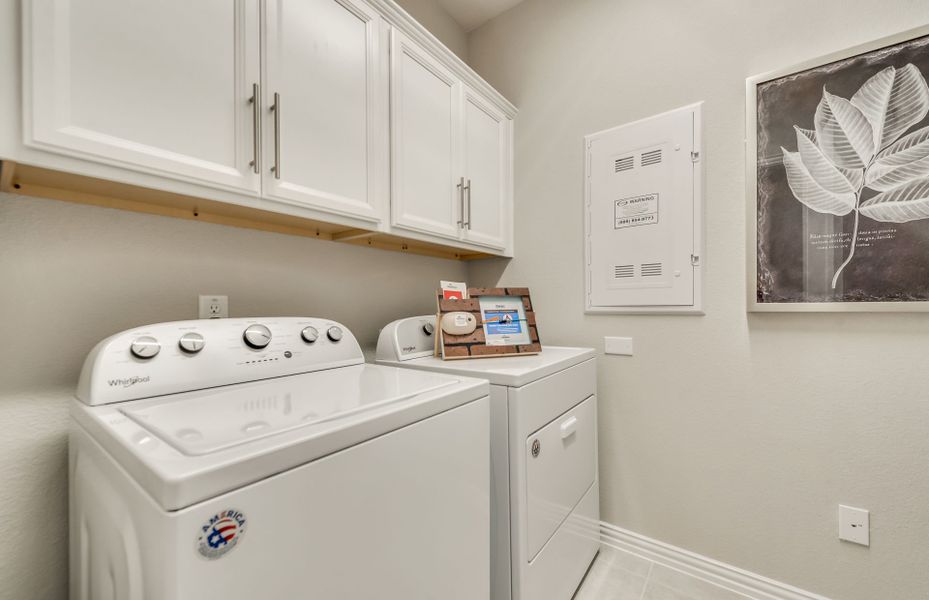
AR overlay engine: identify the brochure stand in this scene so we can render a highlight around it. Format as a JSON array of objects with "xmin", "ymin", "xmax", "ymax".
[{"xmin": 436, "ymin": 287, "xmax": 541, "ymax": 360}]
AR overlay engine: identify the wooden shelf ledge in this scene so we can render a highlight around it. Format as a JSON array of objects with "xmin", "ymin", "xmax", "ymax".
[{"xmin": 0, "ymin": 161, "xmax": 495, "ymax": 261}]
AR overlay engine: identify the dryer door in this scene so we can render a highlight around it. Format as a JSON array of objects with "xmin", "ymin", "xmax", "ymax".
[{"xmin": 525, "ymin": 395, "xmax": 597, "ymax": 559}]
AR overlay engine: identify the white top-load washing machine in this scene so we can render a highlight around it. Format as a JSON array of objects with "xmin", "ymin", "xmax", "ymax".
[
  {"xmin": 377, "ymin": 316, "xmax": 600, "ymax": 600},
  {"xmin": 71, "ymin": 317, "xmax": 491, "ymax": 600}
]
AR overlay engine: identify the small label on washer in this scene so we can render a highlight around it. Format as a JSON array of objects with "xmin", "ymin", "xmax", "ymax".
[
  {"xmin": 614, "ymin": 193, "xmax": 659, "ymax": 229},
  {"xmin": 196, "ymin": 509, "xmax": 247, "ymax": 560}
]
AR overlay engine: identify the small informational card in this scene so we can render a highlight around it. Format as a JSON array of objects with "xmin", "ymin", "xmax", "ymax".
[
  {"xmin": 479, "ymin": 296, "xmax": 531, "ymax": 346},
  {"xmin": 440, "ymin": 280, "xmax": 468, "ymax": 301}
]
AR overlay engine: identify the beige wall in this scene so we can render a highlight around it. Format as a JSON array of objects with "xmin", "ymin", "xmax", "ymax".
[
  {"xmin": 467, "ymin": 1, "xmax": 929, "ymax": 599},
  {"xmin": 0, "ymin": 193, "xmax": 466, "ymax": 600},
  {"xmin": 396, "ymin": 0, "xmax": 469, "ymax": 60}
]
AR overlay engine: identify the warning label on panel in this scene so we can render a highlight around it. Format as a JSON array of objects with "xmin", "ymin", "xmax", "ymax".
[{"xmin": 614, "ymin": 193, "xmax": 659, "ymax": 229}]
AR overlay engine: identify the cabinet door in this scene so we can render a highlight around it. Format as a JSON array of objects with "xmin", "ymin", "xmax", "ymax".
[
  {"xmin": 462, "ymin": 88, "xmax": 510, "ymax": 250},
  {"xmin": 263, "ymin": 0, "xmax": 387, "ymax": 224},
  {"xmin": 390, "ymin": 30, "xmax": 462, "ymax": 241},
  {"xmin": 25, "ymin": 0, "xmax": 260, "ymax": 193}
]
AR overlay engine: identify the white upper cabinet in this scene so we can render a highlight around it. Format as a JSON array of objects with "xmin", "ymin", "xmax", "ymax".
[
  {"xmin": 462, "ymin": 88, "xmax": 509, "ymax": 250},
  {"xmin": 390, "ymin": 30, "xmax": 513, "ymax": 253},
  {"xmin": 25, "ymin": 0, "xmax": 261, "ymax": 193},
  {"xmin": 262, "ymin": 0, "xmax": 388, "ymax": 224},
  {"xmin": 389, "ymin": 30, "xmax": 462, "ymax": 241},
  {"xmin": 17, "ymin": 0, "xmax": 515, "ymax": 255}
]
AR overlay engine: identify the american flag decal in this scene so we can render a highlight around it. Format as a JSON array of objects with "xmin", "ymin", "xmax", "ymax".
[{"xmin": 197, "ymin": 509, "xmax": 248, "ymax": 560}]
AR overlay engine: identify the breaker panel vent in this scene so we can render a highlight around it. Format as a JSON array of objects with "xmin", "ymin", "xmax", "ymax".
[
  {"xmin": 641, "ymin": 149, "xmax": 663, "ymax": 166},
  {"xmin": 614, "ymin": 264, "xmax": 635, "ymax": 279},
  {"xmin": 614, "ymin": 156, "xmax": 634, "ymax": 173},
  {"xmin": 640, "ymin": 262, "xmax": 663, "ymax": 277}
]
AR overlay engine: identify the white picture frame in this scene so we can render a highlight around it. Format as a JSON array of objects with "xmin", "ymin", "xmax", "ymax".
[{"xmin": 746, "ymin": 25, "xmax": 929, "ymax": 312}]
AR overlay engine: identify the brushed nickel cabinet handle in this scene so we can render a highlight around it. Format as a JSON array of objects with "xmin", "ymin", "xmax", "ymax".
[
  {"xmin": 249, "ymin": 83, "xmax": 260, "ymax": 174},
  {"xmin": 456, "ymin": 177, "xmax": 465, "ymax": 228},
  {"xmin": 464, "ymin": 178, "xmax": 472, "ymax": 230},
  {"xmin": 271, "ymin": 92, "xmax": 281, "ymax": 179}
]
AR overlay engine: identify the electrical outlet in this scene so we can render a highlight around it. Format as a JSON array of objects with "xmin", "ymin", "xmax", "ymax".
[
  {"xmin": 604, "ymin": 336, "xmax": 634, "ymax": 355},
  {"xmin": 199, "ymin": 295, "xmax": 228, "ymax": 319},
  {"xmin": 838, "ymin": 505, "xmax": 869, "ymax": 546}
]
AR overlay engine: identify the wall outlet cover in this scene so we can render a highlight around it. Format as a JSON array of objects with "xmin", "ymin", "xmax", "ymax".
[
  {"xmin": 838, "ymin": 505, "xmax": 869, "ymax": 546},
  {"xmin": 199, "ymin": 295, "xmax": 228, "ymax": 319}
]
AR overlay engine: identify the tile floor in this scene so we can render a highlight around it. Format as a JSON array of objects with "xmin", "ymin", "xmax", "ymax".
[{"xmin": 574, "ymin": 545, "xmax": 758, "ymax": 600}]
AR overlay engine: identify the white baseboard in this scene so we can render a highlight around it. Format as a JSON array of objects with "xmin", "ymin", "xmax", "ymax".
[{"xmin": 599, "ymin": 521, "xmax": 832, "ymax": 600}]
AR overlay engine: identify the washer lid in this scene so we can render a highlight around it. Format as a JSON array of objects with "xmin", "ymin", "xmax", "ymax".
[
  {"xmin": 71, "ymin": 364, "xmax": 489, "ymax": 510},
  {"xmin": 120, "ymin": 364, "xmax": 458, "ymax": 456},
  {"xmin": 377, "ymin": 346, "xmax": 596, "ymax": 387}
]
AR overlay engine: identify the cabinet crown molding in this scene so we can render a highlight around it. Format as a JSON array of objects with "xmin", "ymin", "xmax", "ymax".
[{"xmin": 370, "ymin": 0, "xmax": 517, "ymax": 118}]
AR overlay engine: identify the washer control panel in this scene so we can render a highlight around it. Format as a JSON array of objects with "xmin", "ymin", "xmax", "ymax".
[{"xmin": 77, "ymin": 317, "xmax": 362, "ymax": 406}]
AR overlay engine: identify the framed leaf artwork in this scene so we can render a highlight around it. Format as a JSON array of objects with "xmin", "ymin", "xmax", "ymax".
[{"xmin": 747, "ymin": 26, "xmax": 929, "ymax": 311}]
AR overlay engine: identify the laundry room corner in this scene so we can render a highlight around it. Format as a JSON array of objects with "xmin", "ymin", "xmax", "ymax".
[{"xmin": 4, "ymin": 0, "xmax": 929, "ymax": 598}]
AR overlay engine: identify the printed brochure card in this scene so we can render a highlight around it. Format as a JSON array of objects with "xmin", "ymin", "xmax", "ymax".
[
  {"xmin": 440, "ymin": 281, "xmax": 468, "ymax": 301},
  {"xmin": 479, "ymin": 296, "xmax": 531, "ymax": 346}
]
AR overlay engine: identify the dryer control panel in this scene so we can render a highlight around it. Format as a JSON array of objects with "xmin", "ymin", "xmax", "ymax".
[
  {"xmin": 376, "ymin": 316, "xmax": 437, "ymax": 362},
  {"xmin": 77, "ymin": 317, "xmax": 363, "ymax": 405}
]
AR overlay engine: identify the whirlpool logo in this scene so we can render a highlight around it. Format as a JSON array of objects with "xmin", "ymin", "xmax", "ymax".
[{"xmin": 107, "ymin": 375, "xmax": 151, "ymax": 388}]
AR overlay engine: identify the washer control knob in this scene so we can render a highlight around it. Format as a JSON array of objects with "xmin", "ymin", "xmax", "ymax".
[
  {"xmin": 327, "ymin": 326, "xmax": 343, "ymax": 342},
  {"xmin": 178, "ymin": 332, "xmax": 205, "ymax": 354},
  {"xmin": 130, "ymin": 336, "xmax": 160, "ymax": 359},
  {"xmin": 422, "ymin": 322, "xmax": 435, "ymax": 336},
  {"xmin": 243, "ymin": 324, "xmax": 272, "ymax": 349},
  {"xmin": 301, "ymin": 326, "xmax": 319, "ymax": 344}
]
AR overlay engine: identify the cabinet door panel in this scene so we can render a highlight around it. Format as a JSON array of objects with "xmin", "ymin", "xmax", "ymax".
[
  {"xmin": 263, "ymin": 0, "xmax": 386, "ymax": 223},
  {"xmin": 26, "ymin": 0, "xmax": 260, "ymax": 193},
  {"xmin": 463, "ymin": 89, "xmax": 509, "ymax": 250},
  {"xmin": 390, "ymin": 31, "xmax": 461, "ymax": 240}
]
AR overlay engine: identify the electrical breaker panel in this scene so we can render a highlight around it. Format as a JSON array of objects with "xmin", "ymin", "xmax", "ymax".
[{"xmin": 584, "ymin": 103, "xmax": 703, "ymax": 314}]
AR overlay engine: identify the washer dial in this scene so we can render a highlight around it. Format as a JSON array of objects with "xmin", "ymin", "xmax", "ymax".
[
  {"xmin": 130, "ymin": 336, "xmax": 160, "ymax": 359},
  {"xmin": 243, "ymin": 324, "xmax": 272, "ymax": 349},
  {"xmin": 301, "ymin": 326, "xmax": 319, "ymax": 344},
  {"xmin": 422, "ymin": 322, "xmax": 435, "ymax": 336},
  {"xmin": 178, "ymin": 332, "xmax": 205, "ymax": 354},
  {"xmin": 327, "ymin": 326, "xmax": 343, "ymax": 342}
]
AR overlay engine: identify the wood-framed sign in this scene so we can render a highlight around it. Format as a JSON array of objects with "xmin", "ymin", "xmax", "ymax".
[
  {"xmin": 436, "ymin": 287, "xmax": 541, "ymax": 360},
  {"xmin": 747, "ymin": 25, "xmax": 929, "ymax": 312}
]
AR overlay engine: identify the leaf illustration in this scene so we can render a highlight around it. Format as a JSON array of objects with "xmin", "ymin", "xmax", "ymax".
[
  {"xmin": 851, "ymin": 67, "xmax": 897, "ymax": 149},
  {"xmin": 875, "ymin": 124, "xmax": 929, "ymax": 166},
  {"xmin": 794, "ymin": 126, "xmax": 862, "ymax": 193},
  {"xmin": 815, "ymin": 90, "xmax": 875, "ymax": 168},
  {"xmin": 866, "ymin": 154, "xmax": 929, "ymax": 191},
  {"xmin": 852, "ymin": 64, "xmax": 929, "ymax": 150},
  {"xmin": 866, "ymin": 125, "xmax": 929, "ymax": 191},
  {"xmin": 782, "ymin": 148, "xmax": 856, "ymax": 216},
  {"xmin": 859, "ymin": 176, "xmax": 929, "ymax": 222}
]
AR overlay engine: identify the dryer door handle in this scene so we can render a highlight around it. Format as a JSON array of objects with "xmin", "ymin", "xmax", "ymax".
[{"xmin": 560, "ymin": 416, "xmax": 578, "ymax": 439}]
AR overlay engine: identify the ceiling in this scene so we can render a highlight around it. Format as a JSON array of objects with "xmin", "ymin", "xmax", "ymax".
[{"xmin": 435, "ymin": 0, "xmax": 524, "ymax": 32}]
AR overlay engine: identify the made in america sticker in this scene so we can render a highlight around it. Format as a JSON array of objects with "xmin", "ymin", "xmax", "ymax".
[
  {"xmin": 196, "ymin": 509, "xmax": 247, "ymax": 560},
  {"xmin": 614, "ymin": 193, "xmax": 658, "ymax": 229}
]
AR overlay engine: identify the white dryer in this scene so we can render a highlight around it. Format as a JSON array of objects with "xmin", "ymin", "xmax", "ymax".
[
  {"xmin": 377, "ymin": 316, "xmax": 600, "ymax": 600},
  {"xmin": 71, "ymin": 317, "xmax": 490, "ymax": 600}
]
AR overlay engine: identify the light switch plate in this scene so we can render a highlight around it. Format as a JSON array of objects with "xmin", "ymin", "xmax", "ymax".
[
  {"xmin": 604, "ymin": 336, "xmax": 634, "ymax": 355},
  {"xmin": 838, "ymin": 505, "xmax": 869, "ymax": 546}
]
